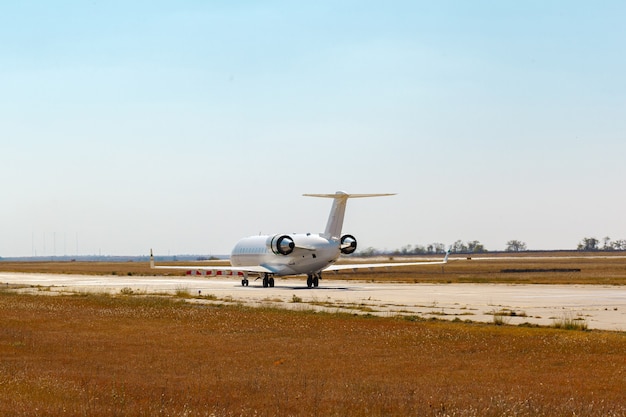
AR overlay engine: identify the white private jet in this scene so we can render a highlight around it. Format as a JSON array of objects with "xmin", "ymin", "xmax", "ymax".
[{"xmin": 150, "ymin": 191, "xmax": 449, "ymax": 288}]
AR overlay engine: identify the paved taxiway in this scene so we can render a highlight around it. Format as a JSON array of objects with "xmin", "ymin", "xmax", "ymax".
[{"xmin": 1, "ymin": 272, "xmax": 624, "ymax": 331}]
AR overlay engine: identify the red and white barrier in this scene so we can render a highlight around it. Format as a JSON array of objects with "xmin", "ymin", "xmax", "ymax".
[{"xmin": 186, "ymin": 270, "xmax": 244, "ymax": 277}]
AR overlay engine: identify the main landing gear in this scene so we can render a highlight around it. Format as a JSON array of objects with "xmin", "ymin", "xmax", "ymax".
[
  {"xmin": 262, "ymin": 273, "xmax": 275, "ymax": 288},
  {"xmin": 242, "ymin": 273, "xmax": 274, "ymax": 287},
  {"xmin": 306, "ymin": 273, "xmax": 321, "ymax": 288}
]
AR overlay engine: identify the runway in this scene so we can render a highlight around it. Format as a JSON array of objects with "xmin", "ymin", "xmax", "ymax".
[{"xmin": 1, "ymin": 272, "xmax": 624, "ymax": 331}]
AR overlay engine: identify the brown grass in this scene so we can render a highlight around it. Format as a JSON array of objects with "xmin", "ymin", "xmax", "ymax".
[
  {"xmin": 0, "ymin": 260, "xmax": 167, "ymax": 276},
  {"xmin": 337, "ymin": 252, "xmax": 626, "ymax": 285},
  {"xmin": 1, "ymin": 252, "xmax": 626, "ymax": 285},
  {"xmin": 1, "ymin": 291, "xmax": 625, "ymax": 416}
]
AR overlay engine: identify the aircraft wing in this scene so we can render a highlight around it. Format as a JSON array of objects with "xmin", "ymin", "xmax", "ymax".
[
  {"xmin": 324, "ymin": 256, "xmax": 452, "ymax": 272},
  {"xmin": 151, "ymin": 264, "xmax": 273, "ymax": 274},
  {"xmin": 324, "ymin": 260, "xmax": 448, "ymax": 272},
  {"xmin": 149, "ymin": 251, "xmax": 273, "ymax": 274}
]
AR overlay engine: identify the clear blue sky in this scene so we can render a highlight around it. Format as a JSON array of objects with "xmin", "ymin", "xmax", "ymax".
[{"xmin": 2, "ymin": 1, "xmax": 625, "ymax": 257}]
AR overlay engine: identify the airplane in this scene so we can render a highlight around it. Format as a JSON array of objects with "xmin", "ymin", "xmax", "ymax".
[{"xmin": 150, "ymin": 191, "xmax": 450, "ymax": 288}]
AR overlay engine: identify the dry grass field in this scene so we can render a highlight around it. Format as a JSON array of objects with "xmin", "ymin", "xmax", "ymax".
[
  {"xmin": 356, "ymin": 252, "xmax": 626, "ymax": 285},
  {"xmin": 1, "ymin": 290, "xmax": 625, "ymax": 416},
  {"xmin": 1, "ymin": 253, "xmax": 625, "ymax": 415}
]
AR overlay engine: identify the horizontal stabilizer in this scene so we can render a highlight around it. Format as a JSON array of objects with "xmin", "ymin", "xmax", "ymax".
[
  {"xmin": 303, "ymin": 192, "xmax": 396, "ymax": 199},
  {"xmin": 303, "ymin": 191, "xmax": 396, "ymax": 238}
]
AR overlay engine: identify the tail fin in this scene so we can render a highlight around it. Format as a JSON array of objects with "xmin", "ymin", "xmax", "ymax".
[
  {"xmin": 150, "ymin": 249, "xmax": 155, "ymax": 269},
  {"xmin": 303, "ymin": 191, "xmax": 395, "ymax": 239}
]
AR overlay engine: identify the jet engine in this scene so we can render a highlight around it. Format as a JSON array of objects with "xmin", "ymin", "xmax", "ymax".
[
  {"xmin": 340, "ymin": 234, "xmax": 357, "ymax": 254},
  {"xmin": 269, "ymin": 234, "xmax": 295, "ymax": 255}
]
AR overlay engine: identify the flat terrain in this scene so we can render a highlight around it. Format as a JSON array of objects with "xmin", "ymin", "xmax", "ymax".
[
  {"xmin": 2, "ymin": 251, "xmax": 626, "ymax": 284},
  {"xmin": 1, "ymin": 254, "xmax": 625, "ymax": 416},
  {"xmin": 1, "ymin": 291, "xmax": 624, "ymax": 416},
  {"xmin": 1, "ymin": 252, "xmax": 625, "ymax": 330},
  {"xmin": 1, "ymin": 273, "xmax": 625, "ymax": 331}
]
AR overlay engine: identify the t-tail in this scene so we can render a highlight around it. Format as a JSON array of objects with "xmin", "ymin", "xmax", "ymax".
[{"xmin": 303, "ymin": 191, "xmax": 396, "ymax": 239}]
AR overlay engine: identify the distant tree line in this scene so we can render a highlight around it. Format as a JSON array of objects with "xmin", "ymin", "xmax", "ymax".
[
  {"xmin": 358, "ymin": 240, "xmax": 489, "ymax": 256},
  {"xmin": 358, "ymin": 243, "xmax": 446, "ymax": 257},
  {"xmin": 450, "ymin": 240, "xmax": 487, "ymax": 253},
  {"xmin": 578, "ymin": 236, "xmax": 626, "ymax": 251},
  {"xmin": 356, "ymin": 236, "xmax": 626, "ymax": 257},
  {"xmin": 503, "ymin": 237, "xmax": 626, "ymax": 252}
]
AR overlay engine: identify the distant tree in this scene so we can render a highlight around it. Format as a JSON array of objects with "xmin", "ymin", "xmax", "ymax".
[
  {"xmin": 358, "ymin": 246, "xmax": 377, "ymax": 257},
  {"xmin": 412, "ymin": 245, "xmax": 427, "ymax": 255},
  {"xmin": 466, "ymin": 240, "xmax": 487, "ymax": 253},
  {"xmin": 449, "ymin": 240, "xmax": 486, "ymax": 253},
  {"xmin": 451, "ymin": 240, "xmax": 468, "ymax": 253},
  {"xmin": 505, "ymin": 240, "xmax": 527, "ymax": 252},
  {"xmin": 602, "ymin": 236, "xmax": 613, "ymax": 251},
  {"xmin": 577, "ymin": 237, "xmax": 599, "ymax": 251},
  {"xmin": 393, "ymin": 244, "xmax": 430, "ymax": 255},
  {"xmin": 611, "ymin": 239, "xmax": 626, "ymax": 251},
  {"xmin": 428, "ymin": 243, "xmax": 446, "ymax": 254}
]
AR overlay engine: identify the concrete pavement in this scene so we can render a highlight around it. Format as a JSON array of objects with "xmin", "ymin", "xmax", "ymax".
[{"xmin": 1, "ymin": 272, "xmax": 624, "ymax": 331}]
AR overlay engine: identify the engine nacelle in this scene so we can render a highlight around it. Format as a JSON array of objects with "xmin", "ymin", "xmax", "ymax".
[
  {"xmin": 268, "ymin": 234, "xmax": 295, "ymax": 255},
  {"xmin": 340, "ymin": 234, "xmax": 357, "ymax": 255}
]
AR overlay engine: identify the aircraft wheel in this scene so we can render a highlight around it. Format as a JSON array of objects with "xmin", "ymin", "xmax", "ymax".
[
  {"xmin": 313, "ymin": 276, "xmax": 319, "ymax": 287},
  {"xmin": 241, "ymin": 279, "xmax": 246, "ymax": 287},
  {"xmin": 269, "ymin": 277, "xmax": 275, "ymax": 287},
  {"xmin": 263, "ymin": 277, "xmax": 269, "ymax": 288},
  {"xmin": 306, "ymin": 275, "xmax": 313, "ymax": 288}
]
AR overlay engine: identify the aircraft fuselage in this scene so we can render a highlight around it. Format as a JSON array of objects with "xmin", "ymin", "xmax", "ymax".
[{"xmin": 230, "ymin": 233, "xmax": 339, "ymax": 276}]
